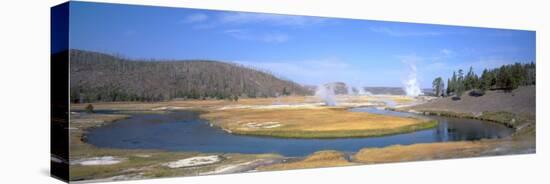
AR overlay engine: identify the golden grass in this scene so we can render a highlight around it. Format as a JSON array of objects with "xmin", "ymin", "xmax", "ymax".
[
  {"xmin": 388, "ymin": 95, "xmax": 415, "ymax": 104},
  {"xmin": 258, "ymin": 150, "xmax": 353, "ymax": 171},
  {"xmin": 260, "ymin": 139, "xmax": 534, "ymax": 171},
  {"xmin": 201, "ymin": 107, "xmax": 436, "ymax": 138},
  {"xmin": 70, "ymin": 96, "xmax": 312, "ymax": 111},
  {"xmin": 353, "ymin": 142, "xmax": 491, "ymax": 163},
  {"xmin": 69, "ymin": 95, "xmax": 417, "ymax": 112},
  {"xmin": 356, "ymin": 95, "xmax": 415, "ymax": 104}
]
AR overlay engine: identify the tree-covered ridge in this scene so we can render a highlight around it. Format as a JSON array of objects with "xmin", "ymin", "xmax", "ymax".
[
  {"xmin": 69, "ymin": 50, "xmax": 311, "ymax": 103},
  {"xmin": 434, "ymin": 62, "xmax": 535, "ymax": 98}
]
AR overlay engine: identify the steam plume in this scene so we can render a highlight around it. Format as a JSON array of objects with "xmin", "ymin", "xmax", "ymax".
[
  {"xmin": 403, "ymin": 63, "xmax": 423, "ymax": 97},
  {"xmin": 315, "ymin": 84, "xmax": 336, "ymax": 106}
]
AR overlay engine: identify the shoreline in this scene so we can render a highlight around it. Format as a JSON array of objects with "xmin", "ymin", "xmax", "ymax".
[
  {"xmin": 69, "ymin": 109, "xmax": 286, "ymax": 182},
  {"xmin": 388, "ymin": 104, "xmax": 536, "ymax": 140},
  {"xmin": 67, "ymin": 96, "xmax": 535, "ymax": 182},
  {"xmin": 387, "ymin": 107, "xmax": 523, "ymax": 129}
]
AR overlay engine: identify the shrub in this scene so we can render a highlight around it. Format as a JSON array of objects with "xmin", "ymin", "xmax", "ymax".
[
  {"xmin": 85, "ymin": 104, "xmax": 94, "ymax": 113},
  {"xmin": 469, "ymin": 89, "xmax": 485, "ymax": 97}
]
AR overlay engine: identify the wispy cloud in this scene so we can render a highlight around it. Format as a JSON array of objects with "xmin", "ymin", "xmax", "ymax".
[
  {"xmin": 234, "ymin": 58, "xmax": 365, "ymax": 85},
  {"xmin": 440, "ymin": 49, "xmax": 454, "ymax": 56},
  {"xmin": 261, "ymin": 33, "xmax": 290, "ymax": 43},
  {"xmin": 369, "ymin": 27, "xmax": 446, "ymax": 37},
  {"xmin": 182, "ymin": 12, "xmax": 326, "ymax": 43},
  {"xmin": 218, "ymin": 12, "xmax": 327, "ymax": 27},
  {"xmin": 224, "ymin": 29, "xmax": 289, "ymax": 43},
  {"xmin": 181, "ymin": 13, "xmax": 208, "ymax": 23},
  {"xmin": 223, "ymin": 29, "xmax": 247, "ymax": 37},
  {"xmin": 183, "ymin": 12, "xmax": 327, "ymax": 29}
]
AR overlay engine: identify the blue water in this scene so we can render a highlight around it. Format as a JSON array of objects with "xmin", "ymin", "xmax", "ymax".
[{"xmin": 85, "ymin": 108, "xmax": 513, "ymax": 157}]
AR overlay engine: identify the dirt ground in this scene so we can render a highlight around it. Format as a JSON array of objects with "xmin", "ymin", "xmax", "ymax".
[{"xmin": 403, "ymin": 86, "xmax": 535, "ymax": 117}]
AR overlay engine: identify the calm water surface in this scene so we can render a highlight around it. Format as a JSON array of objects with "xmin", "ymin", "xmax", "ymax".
[{"xmin": 86, "ymin": 108, "xmax": 513, "ymax": 157}]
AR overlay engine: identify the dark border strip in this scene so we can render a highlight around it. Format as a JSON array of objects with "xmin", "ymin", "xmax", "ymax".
[{"xmin": 51, "ymin": 1, "xmax": 70, "ymax": 182}]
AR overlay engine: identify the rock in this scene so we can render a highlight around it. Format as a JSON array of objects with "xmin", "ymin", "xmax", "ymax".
[
  {"xmin": 134, "ymin": 154, "xmax": 151, "ymax": 158},
  {"xmin": 244, "ymin": 122, "xmax": 282, "ymax": 129},
  {"xmin": 72, "ymin": 156, "xmax": 125, "ymax": 166},
  {"xmin": 163, "ymin": 155, "xmax": 222, "ymax": 168},
  {"xmin": 151, "ymin": 106, "xmax": 188, "ymax": 111}
]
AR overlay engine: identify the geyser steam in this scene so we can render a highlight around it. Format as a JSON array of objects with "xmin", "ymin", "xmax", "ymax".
[
  {"xmin": 403, "ymin": 63, "xmax": 423, "ymax": 97},
  {"xmin": 315, "ymin": 84, "xmax": 336, "ymax": 106},
  {"xmin": 359, "ymin": 88, "xmax": 372, "ymax": 96}
]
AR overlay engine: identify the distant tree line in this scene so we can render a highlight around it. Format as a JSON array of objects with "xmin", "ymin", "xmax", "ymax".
[
  {"xmin": 69, "ymin": 50, "xmax": 311, "ymax": 103},
  {"xmin": 432, "ymin": 62, "xmax": 535, "ymax": 98}
]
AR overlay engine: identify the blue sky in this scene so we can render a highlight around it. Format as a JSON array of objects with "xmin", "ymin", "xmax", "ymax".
[{"xmin": 69, "ymin": 2, "xmax": 536, "ymax": 88}]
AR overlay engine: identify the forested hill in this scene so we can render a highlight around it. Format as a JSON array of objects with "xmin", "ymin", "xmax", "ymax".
[{"xmin": 69, "ymin": 50, "xmax": 311, "ymax": 103}]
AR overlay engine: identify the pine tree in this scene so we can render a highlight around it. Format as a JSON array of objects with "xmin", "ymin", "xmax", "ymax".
[
  {"xmin": 432, "ymin": 77, "xmax": 444, "ymax": 97},
  {"xmin": 456, "ymin": 69, "xmax": 465, "ymax": 98},
  {"xmin": 480, "ymin": 69, "xmax": 491, "ymax": 91},
  {"xmin": 435, "ymin": 62, "xmax": 535, "ymax": 99},
  {"xmin": 450, "ymin": 71, "xmax": 457, "ymax": 94},
  {"xmin": 465, "ymin": 66, "xmax": 475, "ymax": 90},
  {"xmin": 446, "ymin": 78, "xmax": 451, "ymax": 96}
]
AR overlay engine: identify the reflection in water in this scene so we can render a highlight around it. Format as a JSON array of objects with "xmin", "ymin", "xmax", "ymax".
[
  {"xmin": 351, "ymin": 107, "xmax": 512, "ymax": 141},
  {"xmin": 437, "ymin": 120, "xmax": 449, "ymax": 142},
  {"xmin": 86, "ymin": 108, "xmax": 513, "ymax": 157}
]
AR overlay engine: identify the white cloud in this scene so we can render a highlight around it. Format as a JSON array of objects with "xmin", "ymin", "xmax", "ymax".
[
  {"xmin": 234, "ymin": 58, "xmax": 363, "ymax": 85},
  {"xmin": 186, "ymin": 12, "xmax": 326, "ymax": 42},
  {"xmin": 261, "ymin": 33, "xmax": 289, "ymax": 43},
  {"xmin": 219, "ymin": 12, "xmax": 327, "ymax": 27},
  {"xmin": 185, "ymin": 12, "xmax": 329, "ymax": 42},
  {"xmin": 369, "ymin": 27, "xmax": 445, "ymax": 37},
  {"xmin": 186, "ymin": 12, "xmax": 327, "ymax": 30},
  {"xmin": 223, "ymin": 29, "xmax": 248, "ymax": 38},
  {"xmin": 440, "ymin": 49, "xmax": 453, "ymax": 56},
  {"xmin": 182, "ymin": 13, "xmax": 208, "ymax": 23},
  {"xmin": 224, "ymin": 29, "xmax": 289, "ymax": 43}
]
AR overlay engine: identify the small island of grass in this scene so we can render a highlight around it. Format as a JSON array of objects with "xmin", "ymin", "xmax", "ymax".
[{"xmin": 201, "ymin": 107, "xmax": 437, "ymax": 139}]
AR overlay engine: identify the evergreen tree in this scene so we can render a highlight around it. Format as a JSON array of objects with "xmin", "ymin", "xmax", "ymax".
[
  {"xmin": 450, "ymin": 71, "xmax": 457, "ymax": 94},
  {"xmin": 435, "ymin": 62, "xmax": 535, "ymax": 98},
  {"xmin": 480, "ymin": 69, "xmax": 491, "ymax": 91},
  {"xmin": 446, "ymin": 78, "xmax": 451, "ymax": 96},
  {"xmin": 455, "ymin": 69, "xmax": 465, "ymax": 98},
  {"xmin": 432, "ymin": 77, "xmax": 444, "ymax": 97},
  {"xmin": 465, "ymin": 66, "xmax": 475, "ymax": 90}
]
